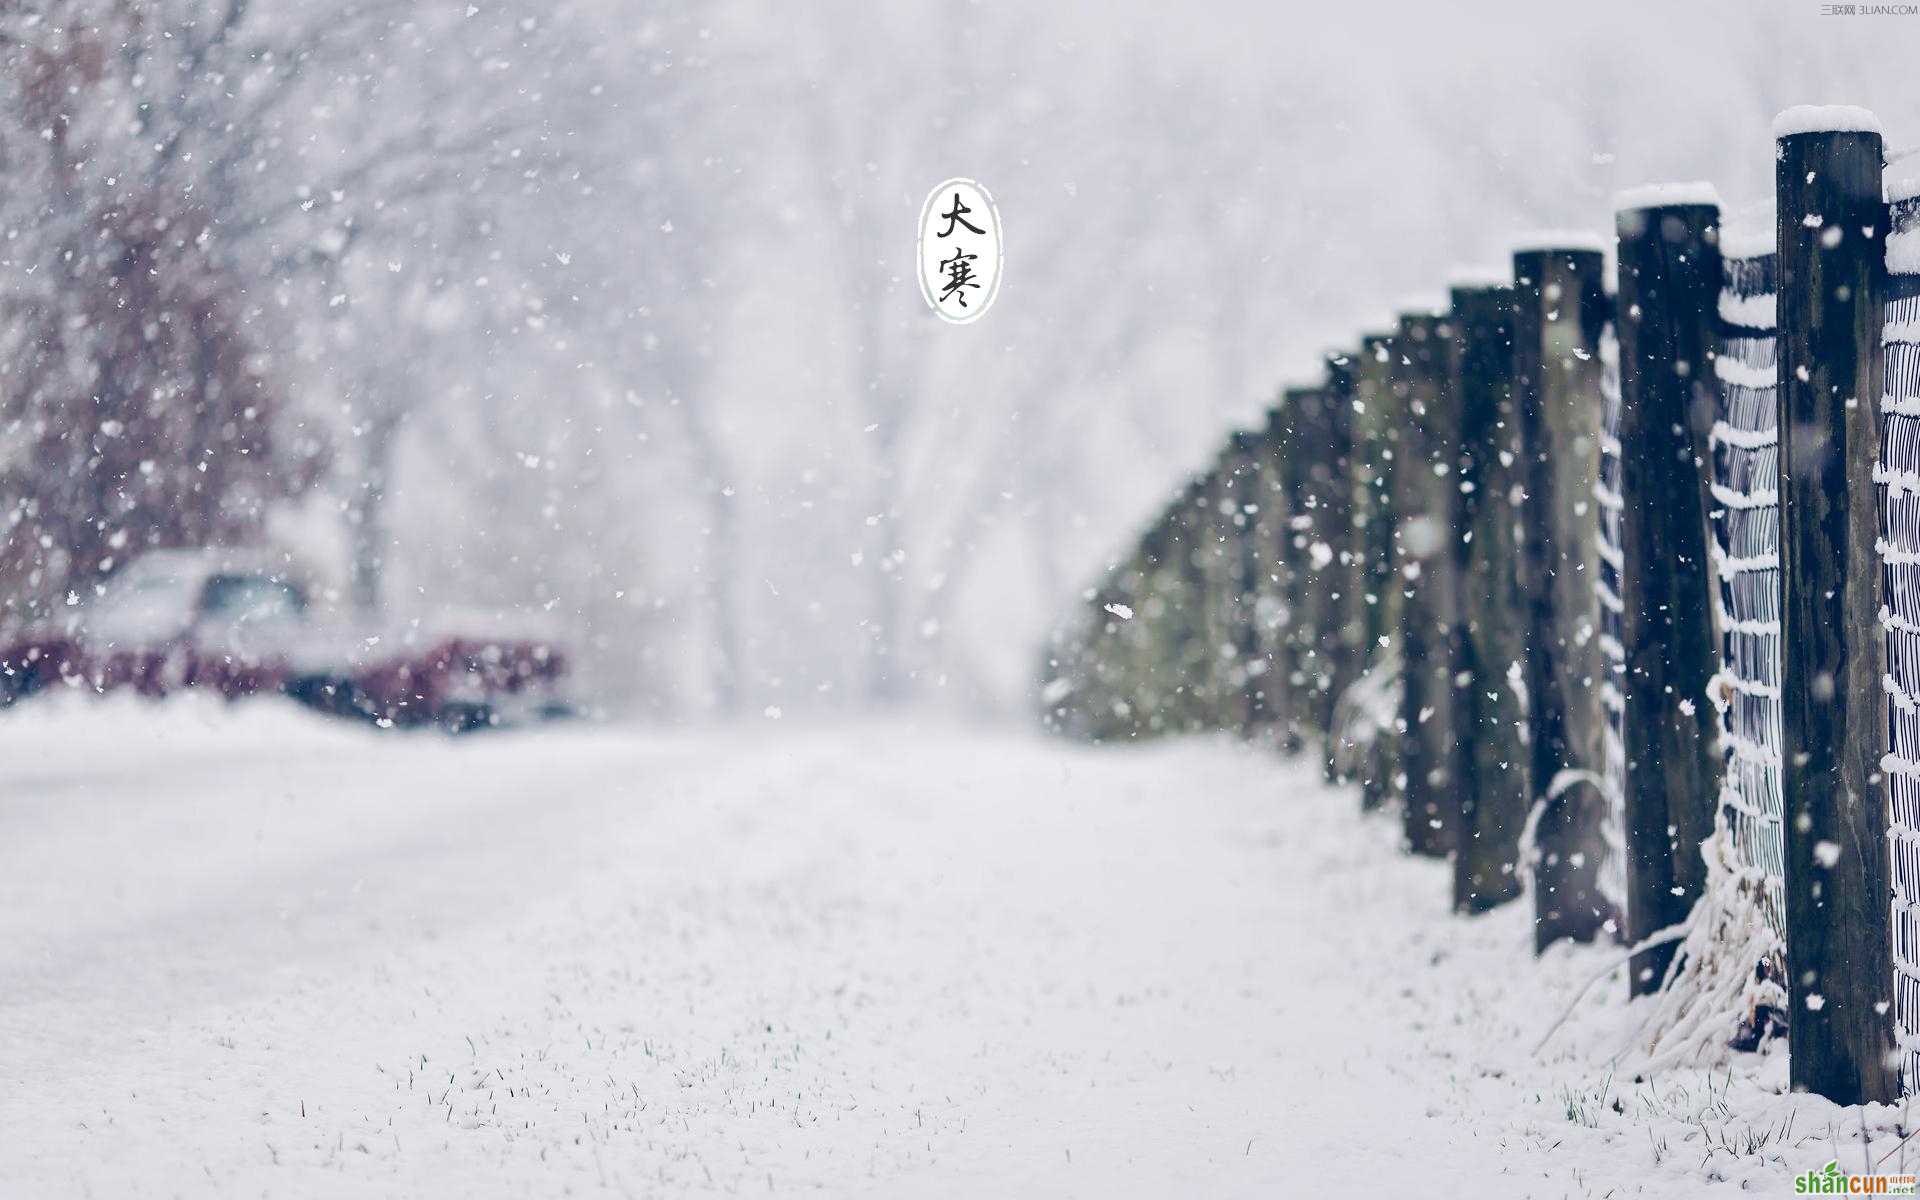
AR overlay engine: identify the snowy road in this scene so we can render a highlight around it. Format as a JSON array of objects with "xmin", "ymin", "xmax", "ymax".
[{"xmin": 0, "ymin": 699, "xmax": 1875, "ymax": 1196}]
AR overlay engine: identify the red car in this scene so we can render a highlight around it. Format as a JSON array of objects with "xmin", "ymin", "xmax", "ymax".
[{"xmin": 0, "ymin": 549, "xmax": 570, "ymax": 732}]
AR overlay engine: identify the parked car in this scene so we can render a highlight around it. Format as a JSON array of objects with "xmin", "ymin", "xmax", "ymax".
[{"xmin": 0, "ymin": 548, "xmax": 570, "ymax": 732}]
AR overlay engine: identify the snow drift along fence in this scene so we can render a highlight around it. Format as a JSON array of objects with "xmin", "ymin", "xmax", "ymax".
[{"xmin": 1037, "ymin": 106, "xmax": 1920, "ymax": 1106}]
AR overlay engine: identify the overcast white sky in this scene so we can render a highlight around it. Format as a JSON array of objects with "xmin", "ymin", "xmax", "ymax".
[{"xmin": 624, "ymin": 0, "xmax": 1920, "ymax": 713}]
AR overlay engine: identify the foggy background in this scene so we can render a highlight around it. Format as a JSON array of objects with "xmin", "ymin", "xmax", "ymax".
[{"xmin": 1, "ymin": 0, "xmax": 1910, "ymax": 719}]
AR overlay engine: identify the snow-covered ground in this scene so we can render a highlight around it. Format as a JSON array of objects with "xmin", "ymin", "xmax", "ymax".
[{"xmin": 0, "ymin": 697, "xmax": 1908, "ymax": 1196}]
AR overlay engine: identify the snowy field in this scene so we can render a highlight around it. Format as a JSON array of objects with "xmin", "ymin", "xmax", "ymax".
[{"xmin": 0, "ymin": 698, "xmax": 1908, "ymax": 1197}]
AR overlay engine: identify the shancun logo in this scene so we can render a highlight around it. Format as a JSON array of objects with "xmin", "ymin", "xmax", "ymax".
[
  {"xmin": 1794, "ymin": 1159, "xmax": 1918, "ymax": 1194},
  {"xmin": 917, "ymin": 178, "xmax": 1002, "ymax": 324}
]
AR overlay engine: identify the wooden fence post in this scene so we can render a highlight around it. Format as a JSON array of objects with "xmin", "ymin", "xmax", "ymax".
[
  {"xmin": 1320, "ymin": 351, "xmax": 1361, "ymax": 781},
  {"xmin": 1090, "ymin": 560, "xmax": 1138, "ymax": 740},
  {"xmin": 1241, "ymin": 421, "xmax": 1280, "ymax": 740},
  {"xmin": 1277, "ymin": 388, "xmax": 1317, "ymax": 745},
  {"xmin": 1612, "ymin": 188, "xmax": 1726, "ymax": 993},
  {"xmin": 1450, "ymin": 280, "xmax": 1531, "ymax": 912},
  {"xmin": 1197, "ymin": 462, "xmax": 1236, "ymax": 730},
  {"xmin": 1166, "ymin": 474, "xmax": 1211, "ymax": 734},
  {"xmin": 1282, "ymin": 380, "xmax": 1343, "ymax": 762},
  {"xmin": 1395, "ymin": 309, "xmax": 1465, "ymax": 858},
  {"xmin": 1774, "ymin": 106, "xmax": 1897, "ymax": 1104},
  {"xmin": 1224, "ymin": 430, "xmax": 1266, "ymax": 736},
  {"xmin": 1346, "ymin": 331, "xmax": 1406, "ymax": 809},
  {"xmin": 1121, "ymin": 533, "xmax": 1161, "ymax": 739},
  {"xmin": 1513, "ymin": 240, "xmax": 1617, "ymax": 950},
  {"xmin": 1259, "ymin": 399, "xmax": 1304, "ymax": 753}
]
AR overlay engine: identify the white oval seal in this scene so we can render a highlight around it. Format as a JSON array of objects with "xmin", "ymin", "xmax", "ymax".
[{"xmin": 918, "ymin": 178, "xmax": 1002, "ymax": 324}]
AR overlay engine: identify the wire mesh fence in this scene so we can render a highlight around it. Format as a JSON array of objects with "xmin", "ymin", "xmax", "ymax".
[
  {"xmin": 1881, "ymin": 189, "xmax": 1920, "ymax": 1086},
  {"xmin": 1595, "ymin": 323, "xmax": 1628, "ymax": 916},
  {"xmin": 1709, "ymin": 246, "xmax": 1786, "ymax": 942}
]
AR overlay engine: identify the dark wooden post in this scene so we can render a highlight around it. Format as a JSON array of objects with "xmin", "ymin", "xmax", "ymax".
[
  {"xmin": 1122, "ymin": 515, "xmax": 1175, "ymax": 738},
  {"xmin": 1513, "ymin": 240, "xmax": 1616, "ymax": 950},
  {"xmin": 1197, "ymin": 462, "xmax": 1236, "ymax": 730},
  {"xmin": 1612, "ymin": 189, "xmax": 1726, "ymax": 993},
  {"xmin": 1115, "ymin": 498, "xmax": 1184, "ymax": 740},
  {"xmin": 1259, "ymin": 400, "xmax": 1304, "ymax": 753},
  {"xmin": 1085, "ymin": 565, "xmax": 1130, "ymax": 740},
  {"xmin": 1151, "ymin": 496, "xmax": 1196, "ymax": 736},
  {"xmin": 1225, "ymin": 430, "xmax": 1266, "ymax": 736},
  {"xmin": 1320, "ymin": 351, "xmax": 1362, "ymax": 782},
  {"xmin": 1283, "ymin": 380, "xmax": 1345, "ymax": 763},
  {"xmin": 1395, "ymin": 309, "xmax": 1464, "ymax": 858},
  {"xmin": 1774, "ymin": 107, "xmax": 1897, "ymax": 1104},
  {"xmin": 1450, "ymin": 280, "xmax": 1531, "ymax": 912},
  {"xmin": 1168, "ymin": 474, "xmax": 1212, "ymax": 734},
  {"xmin": 1277, "ymin": 389, "xmax": 1319, "ymax": 741},
  {"xmin": 1243, "ymin": 419, "xmax": 1280, "ymax": 740},
  {"xmin": 1347, "ymin": 331, "xmax": 1405, "ymax": 809}
]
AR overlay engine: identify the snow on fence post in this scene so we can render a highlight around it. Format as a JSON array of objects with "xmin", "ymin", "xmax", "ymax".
[
  {"xmin": 1612, "ymin": 187, "xmax": 1726, "ymax": 994},
  {"xmin": 1774, "ymin": 106, "xmax": 1899, "ymax": 1104},
  {"xmin": 1513, "ymin": 239, "xmax": 1617, "ymax": 951},
  {"xmin": 1450, "ymin": 279, "xmax": 1532, "ymax": 912},
  {"xmin": 1395, "ymin": 308, "xmax": 1465, "ymax": 858},
  {"xmin": 1318, "ymin": 352, "xmax": 1361, "ymax": 782},
  {"xmin": 1343, "ymin": 331, "xmax": 1407, "ymax": 809}
]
